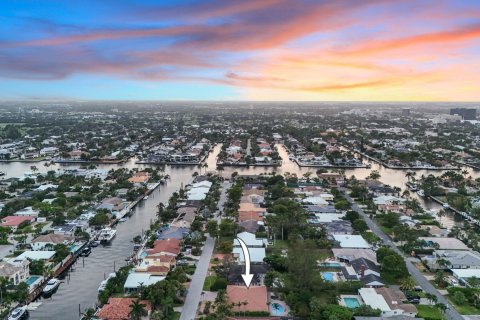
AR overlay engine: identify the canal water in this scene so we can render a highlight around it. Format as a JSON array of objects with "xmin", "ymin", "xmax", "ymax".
[{"xmin": 1, "ymin": 144, "xmax": 478, "ymax": 319}]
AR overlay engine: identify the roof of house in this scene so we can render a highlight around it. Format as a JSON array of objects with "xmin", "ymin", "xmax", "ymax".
[
  {"xmin": 363, "ymin": 274, "xmax": 385, "ymax": 286},
  {"xmin": 332, "ymin": 248, "xmax": 378, "ymax": 264},
  {"xmin": 17, "ymin": 250, "xmax": 56, "ymax": 260},
  {"xmin": 1, "ymin": 215, "xmax": 35, "ymax": 227},
  {"xmin": 238, "ymin": 211, "xmax": 263, "ymax": 222},
  {"xmin": 227, "ymin": 285, "xmax": 269, "ymax": 312},
  {"xmin": 419, "ymin": 237, "xmax": 470, "ymax": 250},
  {"xmin": 146, "ymin": 238, "xmax": 181, "ymax": 256},
  {"xmin": 227, "ymin": 264, "xmax": 270, "ymax": 283},
  {"xmin": 233, "ymin": 247, "xmax": 266, "ymax": 263},
  {"xmin": 32, "ymin": 233, "xmax": 73, "ymax": 244},
  {"xmin": 0, "ymin": 261, "xmax": 21, "ymax": 277},
  {"xmin": 233, "ymin": 232, "xmax": 265, "ymax": 247},
  {"xmin": 359, "ymin": 287, "xmax": 391, "ymax": 311},
  {"xmin": 452, "ymin": 268, "xmax": 480, "ymax": 279},
  {"xmin": 97, "ymin": 298, "xmax": 151, "ymax": 320},
  {"xmin": 333, "ymin": 235, "xmax": 370, "ymax": 249},
  {"xmin": 351, "ymin": 258, "xmax": 379, "ymax": 273},
  {"xmin": 376, "ymin": 287, "xmax": 417, "ymax": 314},
  {"xmin": 123, "ymin": 273, "xmax": 165, "ymax": 289}
]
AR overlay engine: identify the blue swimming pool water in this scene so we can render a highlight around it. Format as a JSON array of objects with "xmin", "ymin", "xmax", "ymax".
[
  {"xmin": 322, "ymin": 272, "xmax": 334, "ymax": 281},
  {"xmin": 320, "ymin": 262, "xmax": 341, "ymax": 268},
  {"xmin": 271, "ymin": 303, "xmax": 285, "ymax": 316},
  {"xmin": 343, "ymin": 297, "xmax": 361, "ymax": 309},
  {"xmin": 26, "ymin": 275, "xmax": 40, "ymax": 286}
]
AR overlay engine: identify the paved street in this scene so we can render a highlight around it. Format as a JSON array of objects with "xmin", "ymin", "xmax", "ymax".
[
  {"xmin": 341, "ymin": 189, "xmax": 464, "ymax": 320},
  {"xmin": 180, "ymin": 236, "xmax": 215, "ymax": 320},
  {"xmin": 180, "ymin": 180, "xmax": 230, "ymax": 320}
]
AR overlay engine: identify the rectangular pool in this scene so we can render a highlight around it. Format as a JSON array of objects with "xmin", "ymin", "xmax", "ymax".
[
  {"xmin": 26, "ymin": 275, "xmax": 41, "ymax": 286},
  {"xmin": 322, "ymin": 272, "xmax": 334, "ymax": 282},
  {"xmin": 343, "ymin": 297, "xmax": 361, "ymax": 309}
]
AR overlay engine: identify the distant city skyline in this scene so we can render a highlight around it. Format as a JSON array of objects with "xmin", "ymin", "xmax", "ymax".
[{"xmin": 1, "ymin": 0, "xmax": 480, "ymax": 101}]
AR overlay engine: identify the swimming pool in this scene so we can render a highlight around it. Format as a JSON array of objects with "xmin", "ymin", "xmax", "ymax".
[
  {"xmin": 343, "ymin": 297, "xmax": 361, "ymax": 309},
  {"xmin": 270, "ymin": 303, "xmax": 285, "ymax": 316},
  {"xmin": 319, "ymin": 262, "xmax": 342, "ymax": 268},
  {"xmin": 322, "ymin": 272, "xmax": 334, "ymax": 282},
  {"xmin": 26, "ymin": 275, "xmax": 41, "ymax": 286}
]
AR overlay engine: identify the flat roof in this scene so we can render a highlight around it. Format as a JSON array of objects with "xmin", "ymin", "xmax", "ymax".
[
  {"xmin": 124, "ymin": 272, "xmax": 165, "ymax": 289},
  {"xmin": 359, "ymin": 288, "xmax": 390, "ymax": 311},
  {"xmin": 452, "ymin": 269, "xmax": 480, "ymax": 279},
  {"xmin": 17, "ymin": 251, "xmax": 55, "ymax": 260}
]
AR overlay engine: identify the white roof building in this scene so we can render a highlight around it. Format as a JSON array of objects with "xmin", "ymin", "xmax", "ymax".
[
  {"xmin": 17, "ymin": 251, "xmax": 56, "ymax": 260},
  {"xmin": 333, "ymin": 235, "xmax": 370, "ymax": 249},
  {"xmin": 302, "ymin": 196, "xmax": 328, "ymax": 206},
  {"xmin": 233, "ymin": 232, "xmax": 266, "ymax": 247},
  {"xmin": 233, "ymin": 247, "xmax": 266, "ymax": 263},
  {"xmin": 124, "ymin": 272, "xmax": 165, "ymax": 292}
]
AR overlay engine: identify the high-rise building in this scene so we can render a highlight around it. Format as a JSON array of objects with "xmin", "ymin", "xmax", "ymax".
[{"xmin": 450, "ymin": 108, "xmax": 476, "ymax": 120}]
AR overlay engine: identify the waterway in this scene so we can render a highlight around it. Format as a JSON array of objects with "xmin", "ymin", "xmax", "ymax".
[{"xmin": 1, "ymin": 144, "xmax": 479, "ymax": 318}]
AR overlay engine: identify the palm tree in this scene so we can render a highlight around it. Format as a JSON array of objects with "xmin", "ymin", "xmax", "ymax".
[
  {"xmin": 400, "ymin": 276, "xmax": 416, "ymax": 292},
  {"xmin": 129, "ymin": 299, "xmax": 147, "ymax": 320},
  {"xmin": 80, "ymin": 308, "xmax": 96, "ymax": 320},
  {"xmin": 435, "ymin": 302, "xmax": 447, "ymax": 314}
]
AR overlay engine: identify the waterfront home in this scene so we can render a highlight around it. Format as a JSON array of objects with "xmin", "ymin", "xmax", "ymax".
[
  {"xmin": 123, "ymin": 273, "xmax": 165, "ymax": 294},
  {"xmin": 128, "ymin": 171, "xmax": 150, "ymax": 186},
  {"xmin": 358, "ymin": 287, "xmax": 417, "ymax": 318},
  {"xmin": 0, "ymin": 259, "xmax": 29, "ymax": 285},
  {"xmin": 97, "ymin": 297, "xmax": 152, "ymax": 320},
  {"xmin": 98, "ymin": 197, "xmax": 126, "ymax": 212},
  {"xmin": 233, "ymin": 247, "xmax": 266, "ymax": 263},
  {"xmin": 332, "ymin": 235, "xmax": 370, "ymax": 249},
  {"xmin": 31, "ymin": 234, "xmax": 73, "ymax": 251},
  {"xmin": 146, "ymin": 238, "xmax": 181, "ymax": 256},
  {"xmin": 136, "ymin": 253, "xmax": 176, "ymax": 276},
  {"xmin": 1, "ymin": 215, "xmax": 35, "ymax": 231},
  {"xmin": 227, "ymin": 285, "xmax": 269, "ymax": 313},
  {"xmin": 53, "ymin": 224, "xmax": 77, "ymax": 236},
  {"xmin": 39, "ymin": 146, "xmax": 59, "ymax": 156},
  {"xmin": 16, "ymin": 251, "xmax": 56, "ymax": 261}
]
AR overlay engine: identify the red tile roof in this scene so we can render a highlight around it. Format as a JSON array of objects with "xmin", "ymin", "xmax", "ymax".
[
  {"xmin": 97, "ymin": 298, "xmax": 151, "ymax": 320},
  {"xmin": 146, "ymin": 238, "xmax": 181, "ymax": 256},
  {"xmin": 1, "ymin": 216, "xmax": 35, "ymax": 227},
  {"xmin": 227, "ymin": 285, "xmax": 269, "ymax": 312}
]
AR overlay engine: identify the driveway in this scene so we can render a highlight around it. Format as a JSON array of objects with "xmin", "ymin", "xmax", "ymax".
[{"xmin": 341, "ymin": 189, "xmax": 464, "ymax": 320}]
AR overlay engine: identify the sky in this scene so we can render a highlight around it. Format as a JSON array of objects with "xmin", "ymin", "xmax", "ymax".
[{"xmin": 0, "ymin": 0, "xmax": 480, "ymax": 101}]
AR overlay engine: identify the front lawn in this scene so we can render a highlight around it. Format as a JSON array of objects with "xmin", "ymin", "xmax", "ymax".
[
  {"xmin": 416, "ymin": 305, "xmax": 443, "ymax": 320},
  {"xmin": 203, "ymin": 275, "xmax": 217, "ymax": 291}
]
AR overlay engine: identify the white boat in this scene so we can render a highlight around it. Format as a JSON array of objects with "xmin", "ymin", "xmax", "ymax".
[
  {"xmin": 8, "ymin": 306, "xmax": 28, "ymax": 320},
  {"xmin": 98, "ymin": 273, "xmax": 116, "ymax": 292},
  {"xmin": 118, "ymin": 218, "xmax": 127, "ymax": 223},
  {"xmin": 99, "ymin": 228, "xmax": 117, "ymax": 243},
  {"xmin": 144, "ymin": 195, "xmax": 149, "ymax": 200},
  {"xmin": 416, "ymin": 190, "xmax": 425, "ymax": 197},
  {"xmin": 42, "ymin": 278, "xmax": 60, "ymax": 295},
  {"xmin": 443, "ymin": 203, "xmax": 450, "ymax": 209}
]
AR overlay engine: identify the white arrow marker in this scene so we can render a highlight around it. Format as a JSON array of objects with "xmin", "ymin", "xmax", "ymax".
[{"xmin": 237, "ymin": 237, "xmax": 254, "ymax": 287}]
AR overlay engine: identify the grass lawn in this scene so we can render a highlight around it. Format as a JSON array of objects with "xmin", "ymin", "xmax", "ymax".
[
  {"xmin": 416, "ymin": 305, "xmax": 443, "ymax": 320},
  {"xmin": 203, "ymin": 275, "xmax": 217, "ymax": 291},
  {"xmin": 448, "ymin": 299, "xmax": 480, "ymax": 315}
]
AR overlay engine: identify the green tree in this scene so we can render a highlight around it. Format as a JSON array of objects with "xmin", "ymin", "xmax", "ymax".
[{"xmin": 129, "ymin": 299, "xmax": 148, "ymax": 320}]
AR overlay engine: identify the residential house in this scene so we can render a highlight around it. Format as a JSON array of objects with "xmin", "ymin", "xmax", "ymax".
[
  {"xmin": 1, "ymin": 216, "xmax": 35, "ymax": 231},
  {"xmin": 0, "ymin": 259, "xmax": 29, "ymax": 285},
  {"xmin": 31, "ymin": 234, "xmax": 73, "ymax": 251},
  {"xmin": 97, "ymin": 297, "xmax": 152, "ymax": 320},
  {"xmin": 227, "ymin": 285, "xmax": 269, "ymax": 313}
]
